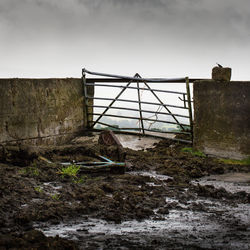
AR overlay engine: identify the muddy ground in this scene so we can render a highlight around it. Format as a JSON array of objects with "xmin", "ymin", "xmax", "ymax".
[{"xmin": 0, "ymin": 133, "xmax": 249, "ymax": 249}]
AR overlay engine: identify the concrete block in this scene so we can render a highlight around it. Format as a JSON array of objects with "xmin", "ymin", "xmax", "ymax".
[
  {"xmin": 193, "ymin": 80, "xmax": 250, "ymax": 160},
  {"xmin": 0, "ymin": 78, "xmax": 94, "ymax": 145},
  {"xmin": 212, "ymin": 67, "xmax": 232, "ymax": 81}
]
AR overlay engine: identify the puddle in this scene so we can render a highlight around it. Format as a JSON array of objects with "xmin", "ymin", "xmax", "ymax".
[
  {"xmin": 129, "ymin": 171, "xmax": 173, "ymax": 181},
  {"xmin": 116, "ymin": 134, "xmax": 161, "ymax": 151},
  {"xmin": 42, "ymin": 182, "xmax": 62, "ymax": 195},
  {"xmin": 37, "ymin": 211, "xmax": 217, "ymax": 237},
  {"xmin": 192, "ymin": 173, "xmax": 250, "ymax": 193},
  {"xmin": 146, "ymin": 182, "xmax": 162, "ymax": 187},
  {"xmin": 165, "ymin": 197, "xmax": 180, "ymax": 203},
  {"xmin": 31, "ymin": 198, "xmax": 43, "ymax": 203},
  {"xmin": 106, "ymin": 194, "xmax": 113, "ymax": 198},
  {"xmin": 43, "ymin": 182, "xmax": 62, "ymax": 190},
  {"xmin": 70, "ymin": 133, "xmax": 163, "ymax": 151},
  {"xmin": 69, "ymin": 131, "xmax": 178, "ymax": 151},
  {"xmin": 36, "ymin": 198, "xmax": 250, "ymax": 249}
]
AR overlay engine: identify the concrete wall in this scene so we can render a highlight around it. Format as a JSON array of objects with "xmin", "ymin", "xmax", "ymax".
[
  {"xmin": 193, "ymin": 80, "xmax": 250, "ymax": 159},
  {"xmin": 0, "ymin": 78, "xmax": 94, "ymax": 145}
]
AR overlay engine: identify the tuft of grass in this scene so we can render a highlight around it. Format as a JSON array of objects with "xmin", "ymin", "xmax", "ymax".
[
  {"xmin": 59, "ymin": 164, "xmax": 80, "ymax": 177},
  {"xmin": 181, "ymin": 147, "xmax": 206, "ymax": 158},
  {"xmin": 19, "ymin": 166, "xmax": 39, "ymax": 176},
  {"xmin": 73, "ymin": 175, "xmax": 87, "ymax": 184},
  {"xmin": 50, "ymin": 193, "xmax": 60, "ymax": 200},
  {"xmin": 219, "ymin": 156, "xmax": 250, "ymax": 165},
  {"xmin": 34, "ymin": 186, "xmax": 43, "ymax": 193}
]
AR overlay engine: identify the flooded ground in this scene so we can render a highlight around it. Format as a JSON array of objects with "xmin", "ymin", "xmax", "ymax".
[
  {"xmin": 0, "ymin": 133, "xmax": 249, "ymax": 249},
  {"xmin": 37, "ymin": 195, "xmax": 250, "ymax": 249},
  {"xmin": 192, "ymin": 173, "xmax": 250, "ymax": 194}
]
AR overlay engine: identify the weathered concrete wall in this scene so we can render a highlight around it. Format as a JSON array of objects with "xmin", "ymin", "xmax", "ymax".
[
  {"xmin": 0, "ymin": 78, "xmax": 93, "ymax": 145},
  {"xmin": 193, "ymin": 80, "xmax": 250, "ymax": 159}
]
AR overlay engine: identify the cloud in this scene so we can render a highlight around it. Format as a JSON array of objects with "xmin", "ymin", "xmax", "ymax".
[{"xmin": 0, "ymin": 0, "xmax": 250, "ymax": 78}]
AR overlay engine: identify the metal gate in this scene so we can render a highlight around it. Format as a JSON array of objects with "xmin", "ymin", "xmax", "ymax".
[{"xmin": 82, "ymin": 69, "xmax": 194, "ymax": 143}]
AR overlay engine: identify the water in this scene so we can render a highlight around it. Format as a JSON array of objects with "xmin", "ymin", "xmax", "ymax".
[{"xmin": 192, "ymin": 173, "xmax": 250, "ymax": 194}]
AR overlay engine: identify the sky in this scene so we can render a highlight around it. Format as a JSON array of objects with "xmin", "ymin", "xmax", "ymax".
[{"xmin": 1, "ymin": 0, "xmax": 250, "ymax": 80}]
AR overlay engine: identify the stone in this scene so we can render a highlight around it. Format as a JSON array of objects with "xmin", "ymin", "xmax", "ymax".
[{"xmin": 212, "ymin": 66, "xmax": 232, "ymax": 81}]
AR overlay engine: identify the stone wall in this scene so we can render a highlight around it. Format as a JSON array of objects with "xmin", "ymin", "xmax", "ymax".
[
  {"xmin": 0, "ymin": 78, "xmax": 94, "ymax": 145},
  {"xmin": 193, "ymin": 80, "xmax": 250, "ymax": 159}
]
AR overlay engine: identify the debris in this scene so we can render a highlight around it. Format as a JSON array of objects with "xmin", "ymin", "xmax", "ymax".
[
  {"xmin": 99, "ymin": 131, "xmax": 126, "ymax": 161},
  {"xmin": 38, "ymin": 156, "xmax": 52, "ymax": 164},
  {"xmin": 98, "ymin": 130, "xmax": 122, "ymax": 147},
  {"xmin": 61, "ymin": 155, "xmax": 125, "ymax": 174}
]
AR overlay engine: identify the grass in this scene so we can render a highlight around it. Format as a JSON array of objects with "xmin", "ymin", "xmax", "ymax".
[
  {"xmin": 219, "ymin": 156, "xmax": 250, "ymax": 165},
  {"xmin": 181, "ymin": 147, "xmax": 206, "ymax": 158},
  {"xmin": 34, "ymin": 186, "xmax": 43, "ymax": 193},
  {"xmin": 73, "ymin": 175, "xmax": 87, "ymax": 184},
  {"xmin": 19, "ymin": 165, "xmax": 39, "ymax": 176},
  {"xmin": 50, "ymin": 193, "xmax": 60, "ymax": 200},
  {"xmin": 59, "ymin": 164, "xmax": 80, "ymax": 177}
]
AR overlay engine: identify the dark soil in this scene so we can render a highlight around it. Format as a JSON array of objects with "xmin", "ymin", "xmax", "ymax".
[{"xmin": 0, "ymin": 134, "xmax": 249, "ymax": 249}]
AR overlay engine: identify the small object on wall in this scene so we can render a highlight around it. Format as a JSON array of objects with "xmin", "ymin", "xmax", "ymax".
[{"xmin": 212, "ymin": 64, "xmax": 232, "ymax": 82}]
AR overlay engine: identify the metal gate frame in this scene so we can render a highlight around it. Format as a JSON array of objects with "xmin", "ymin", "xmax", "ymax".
[{"xmin": 82, "ymin": 69, "xmax": 194, "ymax": 144}]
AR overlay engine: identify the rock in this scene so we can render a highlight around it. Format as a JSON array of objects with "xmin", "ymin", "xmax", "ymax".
[{"xmin": 212, "ymin": 66, "xmax": 232, "ymax": 81}]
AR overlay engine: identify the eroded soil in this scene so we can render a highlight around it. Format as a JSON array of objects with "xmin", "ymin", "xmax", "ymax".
[{"xmin": 0, "ymin": 134, "xmax": 249, "ymax": 249}]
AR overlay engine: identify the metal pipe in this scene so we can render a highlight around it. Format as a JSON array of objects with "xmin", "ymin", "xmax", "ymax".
[
  {"xmin": 140, "ymin": 79, "xmax": 186, "ymax": 131},
  {"xmin": 91, "ymin": 128, "xmax": 192, "ymax": 144},
  {"xmin": 88, "ymin": 97, "xmax": 189, "ymax": 110},
  {"xmin": 96, "ymin": 121, "xmax": 141, "ymax": 131},
  {"xmin": 92, "ymin": 105, "xmax": 189, "ymax": 118},
  {"xmin": 94, "ymin": 121, "xmax": 190, "ymax": 135},
  {"xmin": 82, "ymin": 70, "xmax": 90, "ymax": 128},
  {"xmin": 136, "ymin": 75, "xmax": 145, "ymax": 134},
  {"xmin": 85, "ymin": 83, "xmax": 187, "ymax": 95},
  {"xmin": 83, "ymin": 68, "xmax": 185, "ymax": 83},
  {"xmin": 86, "ymin": 78, "xmax": 201, "ymax": 83},
  {"xmin": 91, "ymin": 76, "xmax": 136, "ymax": 128},
  {"xmin": 185, "ymin": 77, "xmax": 193, "ymax": 140},
  {"xmin": 89, "ymin": 113, "xmax": 190, "ymax": 127}
]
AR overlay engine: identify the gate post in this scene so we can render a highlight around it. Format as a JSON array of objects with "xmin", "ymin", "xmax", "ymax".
[
  {"xmin": 185, "ymin": 77, "xmax": 193, "ymax": 142},
  {"xmin": 82, "ymin": 69, "xmax": 90, "ymax": 129}
]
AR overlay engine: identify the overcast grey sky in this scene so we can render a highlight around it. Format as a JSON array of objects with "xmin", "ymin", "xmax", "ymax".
[{"xmin": 1, "ymin": 0, "xmax": 250, "ymax": 79}]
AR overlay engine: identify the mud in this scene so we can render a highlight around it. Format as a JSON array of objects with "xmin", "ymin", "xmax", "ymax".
[{"xmin": 0, "ymin": 133, "xmax": 249, "ymax": 249}]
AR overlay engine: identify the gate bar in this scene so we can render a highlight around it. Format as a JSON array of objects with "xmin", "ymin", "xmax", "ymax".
[
  {"xmin": 91, "ymin": 75, "xmax": 137, "ymax": 128},
  {"xmin": 83, "ymin": 68, "xmax": 186, "ymax": 83},
  {"xmin": 91, "ymin": 128, "xmax": 192, "ymax": 144},
  {"xmin": 94, "ymin": 121, "xmax": 191, "ymax": 135},
  {"xmin": 185, "ymin": 77, "xmax": 193, "ymax": 140},
  {"xmin": 86, "ymin": 78, "xmax": 203, "ymax": 83},
  {"xmin": 90, "ymin": 113, "xmax": 190, "ymax": 127},
  {"xmin": 140, "ymin": 78, "xmax": 186, "ymax": 131},
  {"xmin": 82, "ymin": 70, "xmax": 90, "ymax": 128},
  {"xmin": 88, "ymin": 97, "xmax": 189, "ymax": 110},
  {"xmin": 85, "ymin": 83, "xmax": 187, "ymax": 95},
  {"xmin": 136, "ymin": 74, "xmax": 145, "ymax": 134},
  {"xmin": 92, "ymin": 105, "xmax": 189, "ymax": 118}
]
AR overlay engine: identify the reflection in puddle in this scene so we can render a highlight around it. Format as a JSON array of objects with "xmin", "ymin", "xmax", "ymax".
[
  {"xmin": 37, "ymin": 200, "xmax": 250, "ymax": 241},
  {"xmin": 192, "ymin": 173, "xmax": 250, "ymax": 193},
  {"xmin": 129, "ymin": 171, "xmax": 173, "ymax": 181}
]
